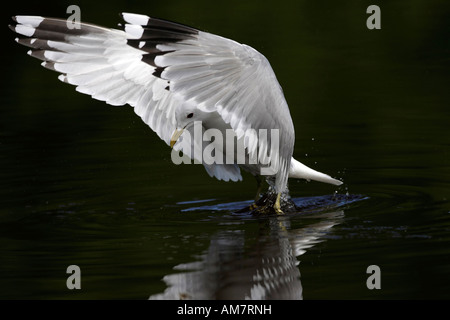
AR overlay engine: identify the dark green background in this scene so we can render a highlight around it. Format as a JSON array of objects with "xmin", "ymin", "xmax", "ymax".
[{"xmin": 1, "ymin": 0, "xmax": 449, "ymax": 299}]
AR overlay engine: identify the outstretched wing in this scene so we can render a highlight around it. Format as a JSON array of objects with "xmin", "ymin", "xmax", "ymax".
[
  {"xmin": 10, "ymin": 15, "xmax": 185, "ymax": 147},
  {"xmin": 11, "ymin": 13, "xmax": 294, "ymax": 188},
  {"xmin": 123, "ymin": 13, "xmax": 295, "ymax": 190}
]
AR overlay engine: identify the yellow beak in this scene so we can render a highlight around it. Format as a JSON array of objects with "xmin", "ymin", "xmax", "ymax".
[{"xmin": 170, "ymin": 128, "xmax": 184, "ymax": 148}]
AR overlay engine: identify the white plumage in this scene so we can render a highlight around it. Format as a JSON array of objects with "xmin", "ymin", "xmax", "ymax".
[{"xmin": 10, "ymin": 13, "xmax": 342, "ymax": 210}]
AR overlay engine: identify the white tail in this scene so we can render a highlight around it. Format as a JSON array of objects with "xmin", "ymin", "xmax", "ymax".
[{"xmin": 289, "ymin": 158, "xmax": 343, "ymax": 186}]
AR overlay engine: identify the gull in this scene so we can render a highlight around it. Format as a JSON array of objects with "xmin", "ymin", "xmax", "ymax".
[{"xmin": 10, "ymin": 13, "xmax": 343, "ymax": 214}]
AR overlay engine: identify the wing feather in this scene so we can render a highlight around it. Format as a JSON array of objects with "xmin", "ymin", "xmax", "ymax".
[
  {"xmin": 11, "ymin": 13, "xmax": 295, "ymax": 188},
  {"xmin": 11, "ymin": 15, "xmax": 179, "ymax": 146}
]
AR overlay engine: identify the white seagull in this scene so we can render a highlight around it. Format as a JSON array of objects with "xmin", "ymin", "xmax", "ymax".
[{"xmin": 10, "ymin": 13, "xmax": 342, "ymax": 214}]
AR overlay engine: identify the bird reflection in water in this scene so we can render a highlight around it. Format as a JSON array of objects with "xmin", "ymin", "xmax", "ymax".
[{"xmin": 149, "ymin": 210, "xmax": 344, "ymax": 300}]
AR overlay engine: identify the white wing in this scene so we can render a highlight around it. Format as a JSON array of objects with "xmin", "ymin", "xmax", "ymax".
[
  {"xmin": 11, "ymin": 13, "xmax": 295, "ymax": 189},
  {"xmin": 123, "ymin": 13, "xmax": 295, "ymax": 191},
  {"xmin": 10, "ymin": 15, "xmax": 182, "ymax": 147}
]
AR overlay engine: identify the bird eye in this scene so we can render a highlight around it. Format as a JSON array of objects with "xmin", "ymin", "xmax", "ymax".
[{"xmin": 187, "ymin": 113, "xmax": 194, "ymax": 118}]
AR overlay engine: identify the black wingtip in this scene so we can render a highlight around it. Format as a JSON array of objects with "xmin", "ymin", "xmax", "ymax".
[
  {"xmin": 9, "ymin": 16, "xmax": 18, "ymax": 32},
  {"xmin": 152, "ymin": 66, "xmax": 165, "ymax": 79},
  {"xmin": 8, "ymin": 24, "xmax": 16, "ymax": 33}
]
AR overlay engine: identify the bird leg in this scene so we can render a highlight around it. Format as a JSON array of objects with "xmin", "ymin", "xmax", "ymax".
[
  {"xmin": 273, "ymin": 192, "xmax": 284, "ymax": 215},
  {"xmin": 250, "ymin": 192, "xmax": 284, "ymax": 215},
  {"xmin": 245, "ymin": 179, "xmax": 293, "ymax": 215}
]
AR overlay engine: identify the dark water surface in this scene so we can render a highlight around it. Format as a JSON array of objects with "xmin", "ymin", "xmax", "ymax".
[{"xmin": 1, "ymin": 0, "xmax": 449, "ymax": 299}]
